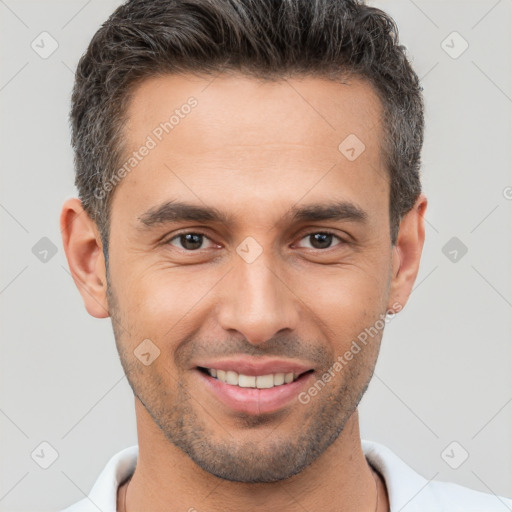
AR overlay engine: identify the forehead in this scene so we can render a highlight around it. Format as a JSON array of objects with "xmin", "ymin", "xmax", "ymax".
[
  {"xmin": 125, "ymin": 72, "xmax": 383, "ymax": 152},
  {"xmin": 111, "ymin": 72, "xmax": 388, "ymax": 229}
]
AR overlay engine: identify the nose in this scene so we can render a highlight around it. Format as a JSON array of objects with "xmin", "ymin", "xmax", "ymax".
[{"xmin": 217, "ymin": 252, "xmax": 301, "ymax": 346}]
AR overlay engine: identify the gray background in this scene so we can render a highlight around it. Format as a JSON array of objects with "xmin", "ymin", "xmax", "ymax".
[{"xmin": 1, "ymin": 0, "xmax": 511, "ymax": 510}]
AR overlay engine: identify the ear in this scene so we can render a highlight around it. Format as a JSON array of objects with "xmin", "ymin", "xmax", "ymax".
[
  {"xmin": 387, "ymin": 194, "xmax": 427, "ymax": 313},
  {"xmin": 60, "ymin": 198, "xmax": 109, "ymax": 318}
]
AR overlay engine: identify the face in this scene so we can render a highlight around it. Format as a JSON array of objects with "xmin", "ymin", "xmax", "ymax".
[{"xmin": 105, "ymin": 73, "xmax": 398, "ymax": 482}]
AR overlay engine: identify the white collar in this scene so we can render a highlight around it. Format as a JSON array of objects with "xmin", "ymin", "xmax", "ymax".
[{"xmin": 62, "ymin": 440, "xmax": 512, "ymax": 511}]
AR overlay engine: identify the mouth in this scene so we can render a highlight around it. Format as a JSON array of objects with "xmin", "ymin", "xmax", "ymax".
[
  {"xmin": 197, "ymin": 366, "xmax": 313, "ymax": 389},
  {"xmin": 195, "ymin": 362, "xmax": 315, "ymax": 415}
]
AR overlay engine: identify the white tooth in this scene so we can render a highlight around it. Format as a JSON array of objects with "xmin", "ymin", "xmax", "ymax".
[
  {"xmin": 217, "ymin": 369, "xmax": 227, "ymax": 382},
  {"xmin": 238, "ymin": 374, "xmax": 256, "ymax": 387},
  {"xmin": 226, "ymin": 370, "xmax": 239, "ymax": 385},
  {"xmin": 256, "ymin": 374, "xmax": 274, "ymax": 389},
  {"xmin": 209, "ymin": 368, "xmax": 217, "ymax": 378},
  {"xmin": 273, "ymin": 373, "xmax": 285, "ymax": 386},
  {"xmin": 284, "ymin": 372, "xmax": 294, "ymax": 384}
]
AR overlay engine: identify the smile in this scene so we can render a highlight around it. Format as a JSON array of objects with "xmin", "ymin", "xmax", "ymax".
[
  {"xmin": 200, "ymin": 367, "xmax": 303, "ymax": 389},
  {"xmin": 196, "ymin": 363, "xmax": 315, "ymax": 415}
]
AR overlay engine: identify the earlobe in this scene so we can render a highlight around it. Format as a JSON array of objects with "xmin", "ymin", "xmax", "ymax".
[
  {"xmin": 60, "ymin": 198, "xmax": 110, "ymax": 319},
  {"xmin": 387, "ymin": 194, "xmax": 427, "ymax": 313}
]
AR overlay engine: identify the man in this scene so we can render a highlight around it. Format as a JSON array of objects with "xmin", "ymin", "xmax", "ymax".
[{"xmin": 60, "ymin": 0, "xmax": 511, "ymax": 510}]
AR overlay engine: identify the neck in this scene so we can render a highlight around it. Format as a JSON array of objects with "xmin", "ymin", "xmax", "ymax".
[{"xmin": 122, "ymin": 399, "xmax": 388, "ymax": 512}]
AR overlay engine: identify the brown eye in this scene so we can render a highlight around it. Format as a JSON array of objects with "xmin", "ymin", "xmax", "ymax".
[
  {"xmin": 169, "ymin": 233, "xmax": 211, "ymax": 251},
  {"xmin": 296, "ymin": 232, "xmax": 343, "ymax": 250}
]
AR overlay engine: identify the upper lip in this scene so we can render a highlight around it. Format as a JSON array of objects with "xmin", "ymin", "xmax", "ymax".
[{"xmin": 194, "ymin": 357, "xmax": 314, "ymax": 376}]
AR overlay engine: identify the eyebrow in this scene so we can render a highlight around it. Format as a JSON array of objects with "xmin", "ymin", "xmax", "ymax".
[{"xmin": 137, "ymin": 199, "xmax": 368, "ymax": 230}]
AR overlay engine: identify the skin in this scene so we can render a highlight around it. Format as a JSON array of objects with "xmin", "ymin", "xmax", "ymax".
[{"xmin": 61, "ymin": 72, "xmax": 426, "ymax": 512}]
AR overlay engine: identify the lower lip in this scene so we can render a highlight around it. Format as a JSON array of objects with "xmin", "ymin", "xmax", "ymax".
[{"xmin": 196, "ymin": 370, "xmax": 314, "ymax": 415}]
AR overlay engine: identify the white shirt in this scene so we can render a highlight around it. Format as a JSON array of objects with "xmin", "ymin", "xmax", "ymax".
[{"xmin": 62, "ymin": 440, "xmax": 512, "ymax": 511}]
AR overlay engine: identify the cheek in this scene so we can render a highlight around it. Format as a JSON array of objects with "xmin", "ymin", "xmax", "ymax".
[
  {"xmin": 291, "ymin": 263, "xmax": 390, "ymax": 344},
  {"xmin": 115, "ymin": 268, "xmax": 220, "ymax": 341}
]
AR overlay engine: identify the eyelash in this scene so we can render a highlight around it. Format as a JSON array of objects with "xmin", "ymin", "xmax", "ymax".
[{"xmin": 165, "ymin": 230, "xmax": 346, "ymax": 251}]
